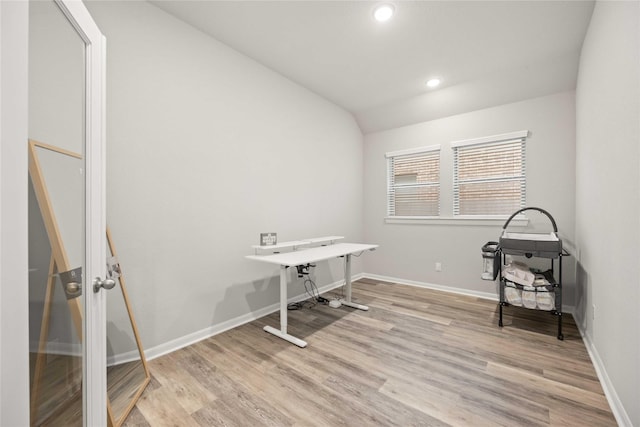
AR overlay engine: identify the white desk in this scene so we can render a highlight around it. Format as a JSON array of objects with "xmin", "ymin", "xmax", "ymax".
[
  {"xmin": 246, "ymin": 242, "xmax": 378, "ymax": 348},
  {"xmin": 251, "ymin": 236, "xmax": 344, "ymax": 255}
]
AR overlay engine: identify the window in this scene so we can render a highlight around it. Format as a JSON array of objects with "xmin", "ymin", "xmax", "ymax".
[
  {"xmin": 452, "ymin": 131, "xmax": 528, "ymax": 216},
  {"xmin": 386, "ymin": 145, "xmax": 440, "ymax": 217}
]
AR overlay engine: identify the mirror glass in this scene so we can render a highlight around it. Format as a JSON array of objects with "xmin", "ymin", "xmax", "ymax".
[
  {"xmin": 28, "ymin": 146, "xmax": 84, "ymax": 425},
  {"xmin": 106, "ymin": 236, "xmax": 150, "ymax": 424},
  {"xmin": 28, "ymin": 0, "xmax": 85, "ymax": 424},
  {"xmin": 29, "ymin": 143, "xmax": 150, "ymax": 426}
]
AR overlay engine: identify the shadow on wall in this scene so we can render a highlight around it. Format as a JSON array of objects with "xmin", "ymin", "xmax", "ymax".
[
  {"xmin": 574, "ymin": 262, "xmax": 588, "ymax": 330},
  {"xmin": 246, "ymin": 273, "xmax": 282, "ymax": 312},
  {"xmin": 213, "ymin": 259, "xmax": 344, "ymax": 329},
  {"xmin": 227, "ymin": 268, "xmax": 355, "ymax": 342},
  {"xmin": 106, "ymin": 321, "xmax": 139, "ymax": 363},
  {"xmin": 209, "ymin": 273, "xmax": 282, "ymax": 329}
]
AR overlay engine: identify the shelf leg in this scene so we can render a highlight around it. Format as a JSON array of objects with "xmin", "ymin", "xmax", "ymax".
[{"xmin": 557, "ymin": 311, "xmax": 564, "ymax": 340}]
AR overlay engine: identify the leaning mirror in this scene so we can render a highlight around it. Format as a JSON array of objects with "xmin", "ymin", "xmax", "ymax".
[
  {"xmin": 106, "ymin": 228, "xmax": 151, "ymax": 426},
  {"xmin": 28, "ymin": 141, "xmax": 150, "ymax": 426}
]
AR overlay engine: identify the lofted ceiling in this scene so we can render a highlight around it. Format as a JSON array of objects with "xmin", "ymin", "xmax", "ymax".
[{"xmin": 149, "ymin": 0, "xmax": 595, "ymax": 133}]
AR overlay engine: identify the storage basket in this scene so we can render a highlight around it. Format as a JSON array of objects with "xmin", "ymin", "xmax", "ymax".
[
  {"xmin": 481, "ymin": 241, "xmax": 500, "ymax": 280},
  {"xmin": 504, "ymin": 280, "xmax": 556, "ymax": 311}
]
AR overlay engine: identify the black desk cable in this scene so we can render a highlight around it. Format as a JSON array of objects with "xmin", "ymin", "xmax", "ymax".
[{"xmin": 287, "ymin": 264, "xmax": 329, "ymax": 310}]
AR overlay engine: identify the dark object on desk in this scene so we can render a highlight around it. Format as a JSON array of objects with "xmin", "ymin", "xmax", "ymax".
[
  {"xmin": 260, "ymin": 232, "xmax": 277, "ymax": 246},
  {"xmin": 296, "ymin": 263, "xmax": 315, "ymax": 277}
]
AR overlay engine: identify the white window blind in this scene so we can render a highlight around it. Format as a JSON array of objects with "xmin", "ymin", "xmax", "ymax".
[
  {"xmin": 386, "ymin": 146, "xmax": 440, "ymax": 217},
  {"xmin": 452, "ymin": 131, "xmax": 527, "ymax": 215}
]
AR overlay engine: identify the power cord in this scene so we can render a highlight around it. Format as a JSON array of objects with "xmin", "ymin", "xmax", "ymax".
[
  {"xmin": 287, "ymin": 301, "xmax": 305, "ymax": 310},
  {"xmin": 286, "ymin": 263, "xmax": 330, "ymax": 309}
]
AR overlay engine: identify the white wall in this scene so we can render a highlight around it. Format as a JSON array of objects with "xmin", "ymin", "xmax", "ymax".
[
  {"xmin": 83, "ymin": 1, "xmax": 364, "ymax": 353},
  {"xmin": 363, "ymin": 92, "xmax": 577, "ymax": 302},
  {"xmin": 575, "ymin": 2, "xmax": 639, "ymax": 425},
  {"xmin": 0, "ymin": 1, "xmax": 30, "ymax": 426}
]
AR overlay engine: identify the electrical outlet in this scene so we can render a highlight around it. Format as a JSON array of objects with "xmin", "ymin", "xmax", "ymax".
[{"xmin": 435, "ymin": 262, "xmax": 442, "ymax": 272}]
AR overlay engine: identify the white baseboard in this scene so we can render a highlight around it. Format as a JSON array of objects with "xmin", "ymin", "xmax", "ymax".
[
  {"xmin": 363, "ymin": 273, "xmax": 577, "ymax": 314},
  {"xmin": 142, "ymin": 274, "xmax": 362, "ymax": 362},
  {"xmin": 573, "ymin": 319, "xmax": 633, "ymax": 426},
  {"xmin": 107, "ymin": 349, "xmax": 144, "ymax": 366},
  {"xmin": 30, "ymin": 340, "xmax": 146, "ymax": 367},
  {"xmin": 29, "ymin": 340, "xmax": 81, "ymax": 357},
  {"xmin": 362, "ymin": 273, "xmax": 499, "ymax": 301}
]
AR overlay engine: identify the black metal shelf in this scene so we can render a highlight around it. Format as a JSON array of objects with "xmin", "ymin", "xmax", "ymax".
[{"xmin": 497, "ymin": 207, "xmax": 566, "ymax": 340}]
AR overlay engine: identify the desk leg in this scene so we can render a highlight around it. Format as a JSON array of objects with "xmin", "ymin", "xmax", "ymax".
[
  {"xmin": 339, "ymin": 254, "xmax": 369, "ymax": 311},
  {"xmin": 263, "ymin": 265, "xmax": 308, "ymax": 348}
]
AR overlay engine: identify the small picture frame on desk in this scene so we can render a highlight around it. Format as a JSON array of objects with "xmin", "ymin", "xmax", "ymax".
[{"xmin": 260, "ymin": 232, "xmax": 277, "ymax": 246}]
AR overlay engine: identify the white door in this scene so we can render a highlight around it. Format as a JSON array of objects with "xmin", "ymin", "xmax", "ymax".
[{"xmin": 28, "ymin": 0, "xmax": 107, "ymax": 426}]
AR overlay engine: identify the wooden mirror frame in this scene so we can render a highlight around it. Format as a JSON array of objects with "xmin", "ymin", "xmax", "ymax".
[{"xmin": 28, "ymin": 139, "xmax": 150, "ymax": 426}]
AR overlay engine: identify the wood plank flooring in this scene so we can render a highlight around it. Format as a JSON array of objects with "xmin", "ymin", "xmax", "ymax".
[{"xmin": 123, "ymin": 279, "xmax": 617, "ymax": 427}]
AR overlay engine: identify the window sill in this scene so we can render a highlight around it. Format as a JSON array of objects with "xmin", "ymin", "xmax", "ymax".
[{"xmin": 384, "ymin": 215, "xmax": 529, "ymax": 227}]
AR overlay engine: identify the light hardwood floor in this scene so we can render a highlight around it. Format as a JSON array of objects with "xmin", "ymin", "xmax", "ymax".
[{"xmin": 123, "ymin": 278, "xmax": 617, "ymax": 427}]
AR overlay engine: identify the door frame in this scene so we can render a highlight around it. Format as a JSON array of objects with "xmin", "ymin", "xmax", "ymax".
[
  {"xmin": 0, "ymin": 1, "xmax": 30, "ymax": 426},
  {"xmin": 53, "ymin": 0, "xmax": 107, "ymax": 425},
  {"xmin": 1, "ymin": 1, "xmax": 105, "ymax": 424}
]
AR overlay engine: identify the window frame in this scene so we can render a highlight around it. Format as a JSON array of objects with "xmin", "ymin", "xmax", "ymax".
[
  {"xmin": 451, "ymin": 130, "xmax": 528, "ymax": 216},
  {"xmin": 385, "ymin": 144, "xmax": 441, "ymax": 219}
]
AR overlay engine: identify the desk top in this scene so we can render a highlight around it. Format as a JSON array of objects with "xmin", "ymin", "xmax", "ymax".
[
  {"xmin": 246, "ymin": 242, "xmax": 378, "ymax": 267},
  {"xmin": 250, "ymin": 240, "xmax": 310, "ymax": 252},
  {"xmin": 251, "ymin": 236, "xmax": 344, "ymax": 251}
]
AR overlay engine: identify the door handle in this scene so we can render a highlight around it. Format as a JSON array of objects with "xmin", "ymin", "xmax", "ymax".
[
  {"xmin": 65, "ymin": 281, "xmax": 82, "ymax": 297},
  {"xmin": 93, "ymin": 277, "xmax": 116, "ymax": 293}
]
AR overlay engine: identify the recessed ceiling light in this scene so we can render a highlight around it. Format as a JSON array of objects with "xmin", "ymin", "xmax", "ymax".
[
  {"xmin": 426, "ymin": 78, "xmax": 441, "ymax": 88},
  {"xmin": 373, "ymin": 4, "xmax": 395, "ymax": 22}
]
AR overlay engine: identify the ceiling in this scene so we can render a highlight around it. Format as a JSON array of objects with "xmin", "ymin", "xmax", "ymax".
[{"xmin": 150, "ymin": 0, "xmax": 595, "ymax": 133}]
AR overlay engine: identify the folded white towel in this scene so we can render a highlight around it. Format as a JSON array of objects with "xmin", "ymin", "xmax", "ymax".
[
  {"xmin": 502, "ymin": 261, "xmax": 535, "ymax": 286},
  {"xmin": 522, "ymin": 287, "xmax": 537, "ymax": 309},
  {"xmin": 504, "ymin": 285, "xmax": 522, "ymax": 306},
  {"xmin": 536, "ymin": 291, "xmax": 555, "ymax": 311}
]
